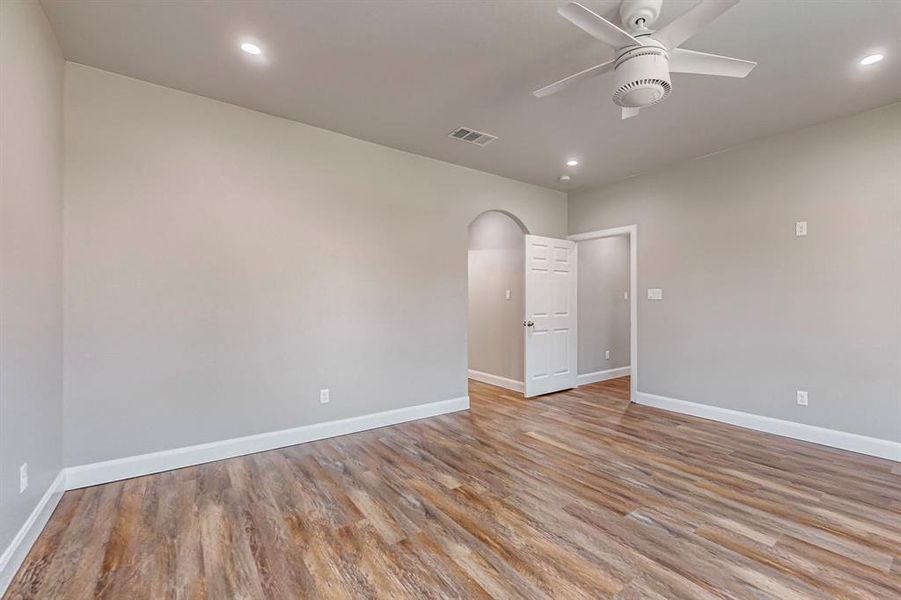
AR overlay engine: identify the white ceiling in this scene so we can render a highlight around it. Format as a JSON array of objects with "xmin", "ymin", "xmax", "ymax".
[{"xmin": 41, "ymin": 0, "xmax": 901, "ymax": 192}]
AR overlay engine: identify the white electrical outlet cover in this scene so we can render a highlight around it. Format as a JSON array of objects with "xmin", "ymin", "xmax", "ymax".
[
  {"xmin": 320, "ymin": 389, "xmax": 330, "ymax": 404},
  {"xmin": 796, "ymin": 390, "xmax": 808, "ymax": 406},
  {"xmin": 795, "ymin": 221, "xmax": 807, "ymax": 236},
  {"xmin": 19, "ymin": 463, "xmax": 28, "ymax": 493}
]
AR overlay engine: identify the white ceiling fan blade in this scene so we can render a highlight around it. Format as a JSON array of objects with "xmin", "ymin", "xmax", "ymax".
[
  {"xmin": 533, "ymin": 59, "xmax": 615, "ymax": 98},
  {"xmin": 622, "ymin": 107, "xmax": 640, "ymax": 120},
  {"xmin": 558, "ymin": 2, "xmax": 640, "ymax": 49},
  {"xmin": 670, "ymin": 48, "xmax": 756, "ymax": 77},
  {"xmin": 655, "ymin": 0, "xmax": 741, "ymax": 49}
]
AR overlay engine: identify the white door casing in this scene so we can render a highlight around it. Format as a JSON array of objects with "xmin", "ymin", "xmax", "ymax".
[
  {"xmin": 523, "ymin": 235, "xmax": 577, "ymax": 397},
  {"xmin": 568, "ymin": 225, "xmax": 637, "ymax": 402}
]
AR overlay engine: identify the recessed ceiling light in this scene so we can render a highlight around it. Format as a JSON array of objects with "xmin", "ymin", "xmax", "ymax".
[
  {"xmin": 859, "ymin": 53, "xmax": 884, "ymax": 66},
  {"xmin": 241, "ymin": 42, "xmax": 262, "ymax": 56},
  {"xmin": 566, "ymin": 159, "xmax": 579, "ymax": 167}
]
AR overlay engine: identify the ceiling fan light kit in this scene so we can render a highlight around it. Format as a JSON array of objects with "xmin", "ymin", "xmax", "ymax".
[
  {"xmin": 534, "ymin": 0, "xmax": 756, "ymax": 120},
  {"xmin": 613, "ymin": 44, "xmax": 672, "ymax": 108}
]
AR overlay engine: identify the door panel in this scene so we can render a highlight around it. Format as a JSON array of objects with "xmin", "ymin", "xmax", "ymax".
[{"xmin": 524, "ymin": 235, "xmax": 577, "ymax": 397}]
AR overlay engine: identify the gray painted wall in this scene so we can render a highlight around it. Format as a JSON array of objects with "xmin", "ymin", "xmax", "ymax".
[
  {"xmin": 62, "ymin": 64, "xmax": 566, "ymax": 466},
  {"xmin": 0, "ymin": 0, "xmax": 64, "ymax": 552},
  {"xmin": 468, "ymin": 211, "xmax": 525, "ymax": 382},
  {"xmin": 578, "ymin": 236, "xmax": 630, "ymax": 374},
  {"xmin": 569, "ymin": 103, "xmax": 901, "ymax": 442}
]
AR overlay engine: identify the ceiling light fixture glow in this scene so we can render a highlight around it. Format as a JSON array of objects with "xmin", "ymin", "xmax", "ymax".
[
  {"xmin": 859, "ymin": 53, "xmax": 884, "ymax": 66},
  {"xmin": 566, "ymin": 159, "xmax": 579, "ymax": 167},
  {"xmin": 241, "ymin": 42, "xmax": 262, "ymax": 55}
]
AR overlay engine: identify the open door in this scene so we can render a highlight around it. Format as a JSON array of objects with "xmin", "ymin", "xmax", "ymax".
[{"xmin": 523, "ymin": 235, "xmax": 577, "ymax": 397}]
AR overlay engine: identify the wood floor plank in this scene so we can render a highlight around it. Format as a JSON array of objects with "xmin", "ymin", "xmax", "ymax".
[{"xmin": 6, "ymin": 376, "xmax": 900, "ymax": 599}]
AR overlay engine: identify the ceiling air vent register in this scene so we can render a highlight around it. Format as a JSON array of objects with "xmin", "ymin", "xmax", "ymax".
[{"xmin": 448, "ymin": 127, "xmax": 497, "ymax": 147}]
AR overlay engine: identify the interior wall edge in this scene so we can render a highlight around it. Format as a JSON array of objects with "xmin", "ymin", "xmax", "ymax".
[{"xmin": 0, "ymin": 0, "xmax": 66, "ymax": 568}]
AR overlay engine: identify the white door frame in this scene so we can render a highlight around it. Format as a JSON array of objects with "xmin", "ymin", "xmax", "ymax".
[{"xmin": 567, "ymin": 225, "xmax": 638, "ymax": 403}]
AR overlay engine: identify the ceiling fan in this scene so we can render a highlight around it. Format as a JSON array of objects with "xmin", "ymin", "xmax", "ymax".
[{"xmin": 534, "ymin": 0, "xmax": 757, "ymax": 119}]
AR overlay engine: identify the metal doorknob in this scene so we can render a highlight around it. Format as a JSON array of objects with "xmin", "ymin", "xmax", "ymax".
[{"xmin": 523, "ymin": 320, "xmax": 534, "ymax": 327}]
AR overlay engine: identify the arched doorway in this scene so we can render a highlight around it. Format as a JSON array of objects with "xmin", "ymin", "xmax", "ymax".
[{"xmin": 467, "ymin": 210, "xmax": 528, "ymax": 393}]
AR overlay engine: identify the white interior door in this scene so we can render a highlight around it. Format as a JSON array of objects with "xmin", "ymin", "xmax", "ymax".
[{"xmin": 524, "ymin": 235, "xmax": 577, "ymax": 397}]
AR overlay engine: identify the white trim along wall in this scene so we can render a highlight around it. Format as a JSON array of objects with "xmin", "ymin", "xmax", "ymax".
[
  {"xmin": 636, "ymin": 392, "xmax": 901, "ymax": 462},
  {"xmin": 64, "ymin": 396, "xmax": 469, "ymax": 489},
  {"xmin": 0, "ymin": 472, "xmax": 66, "ymax": 594},
  {"xmin": 0, "ymin": 395, "xmax": 468, "ymax": 595},
  {"xmin": 469, "ymin": 367, "xmax": 631, "ymax": 392},
  {"xmin": 576, "ymin": 366, "xmax": 631, "ymax": 386},
  {"xmin": 467, "ymin": 369, "xmax": 524, "ymax": 393}
]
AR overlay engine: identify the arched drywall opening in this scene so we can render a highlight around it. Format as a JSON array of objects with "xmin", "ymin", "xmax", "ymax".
[
  {"xmin": 470, "ymin": 209, "xmax": 529, "ymax": 236},
  {"xmin": 467, "ymin": 210, "xmax": 527, "ymax": 393}
]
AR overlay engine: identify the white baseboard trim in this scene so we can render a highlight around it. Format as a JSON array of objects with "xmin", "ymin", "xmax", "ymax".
[
  {"xmin": 1, "ymin": 396, "xmax": 470, "ymax": 591},
  {"xmin": 635, "ymin": 392, "xmax": 900, "ymax": 462},
  {"xmin": 0, "ymin": 470, "xmax": 66, "ymax": 595},
  {"xmin": 468, "ymin": 369, "xmax": 523, "ymax": 393},
  {"xmin": 577, "ymin": 366, "xmax": 631, "ymax": 386},
  {"xmin": 65, "ymin": 395, "xmax": 470, "ymax": 490}
]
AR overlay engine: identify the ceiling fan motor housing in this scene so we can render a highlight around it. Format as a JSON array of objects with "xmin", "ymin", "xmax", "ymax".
[{"xmin": 612, "ymin": 46, "xmax": 672, "ymax": 108}]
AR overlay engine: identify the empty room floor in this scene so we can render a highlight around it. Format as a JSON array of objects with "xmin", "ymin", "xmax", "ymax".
[{"xmin": 6, "ymin": 377, "xmax": 900, "ymax": 599}]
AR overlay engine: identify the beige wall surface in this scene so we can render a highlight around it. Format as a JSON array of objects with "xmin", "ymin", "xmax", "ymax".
[
  {"xmin": 62, "ymin": 64, "xmax": 566, "ymax": 466},
  {"xmin": 569, "ymin": 104, "xmax": 901, "ymax": 441},
  {"xmin": 578, "ymin": 236, "xmax": 630, "ymax": 374},
  {"xmin": 0, "ymin": 0, "xmax": 64, "ymax": 552},
  {"xmin": 468, "ymin": 211, "xmax": 525, "ymax": 382}
]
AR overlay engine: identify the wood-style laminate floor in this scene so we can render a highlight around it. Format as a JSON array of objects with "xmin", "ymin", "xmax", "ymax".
[{"xmin": 6, "ymin": 377, "xmax": 901, "ymax": 599}]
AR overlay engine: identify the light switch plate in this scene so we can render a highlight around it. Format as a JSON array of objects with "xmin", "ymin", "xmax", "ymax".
[
  {"xmin": 320, "ymin": 389, "xmax": 330, "ymax": 404},
  {"xmin": 795, "ymin": 221, "xmax": 807, "ymax": 236},
  {"xmin": 647, "ymin": 288, "xmax": 663, "ymax": 301}
]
